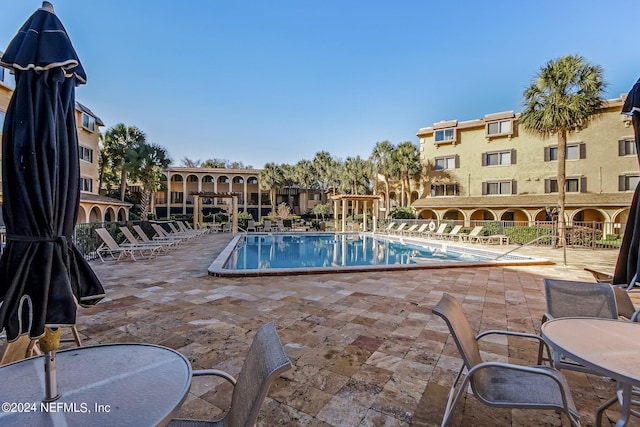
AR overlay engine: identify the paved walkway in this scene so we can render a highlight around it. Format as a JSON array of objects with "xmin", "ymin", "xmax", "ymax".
[{"xmin": 77, "ymin": 233, "xmax": 639, "ymax": 426}]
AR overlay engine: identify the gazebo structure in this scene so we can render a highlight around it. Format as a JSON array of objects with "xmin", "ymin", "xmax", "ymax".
[
  {"xmin": 331, "ymin": 194, "xmax": 382, "ymax": 232},
  {"xmin": 190, "ymin": 192, "xmax": 241, "ymax": 233}
]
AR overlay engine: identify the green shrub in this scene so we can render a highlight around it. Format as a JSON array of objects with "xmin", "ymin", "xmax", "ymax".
[{"xmin": 390, "ymin": 206, "xmax": 416, "ymax": 219}]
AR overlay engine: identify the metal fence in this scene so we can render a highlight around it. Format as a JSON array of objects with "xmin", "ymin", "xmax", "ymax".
[{"xmin": 374, "ymin": 219, "xmax": 624, "ymax": 250}]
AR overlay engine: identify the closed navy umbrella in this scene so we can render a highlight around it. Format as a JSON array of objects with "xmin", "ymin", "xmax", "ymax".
[
  {"xmin": 0, "ymin": 1, "xmax": 104, "ymax": 398},
  {"xmin": 614, "ymin": 77, "xmax": 640, "ymax": 289}
]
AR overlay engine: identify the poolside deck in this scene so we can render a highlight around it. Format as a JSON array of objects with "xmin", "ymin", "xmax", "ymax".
[{"xmin": 78, "ymin": 233, "xmax": 638, "ymax": 426}]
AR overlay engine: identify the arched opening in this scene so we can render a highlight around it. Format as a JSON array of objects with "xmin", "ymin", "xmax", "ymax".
[
  {"xmin": 89, "ymin": 206, "xmax": 102, "ymax": 223},
  {"xmin": 500, "ymin": 209, "xmax": 529, "ymax": 223},
  {"xmin": 417, "ymin": 209, "xmax": 437, "ymax": 220},
  {"xmin": 443, "ymin": 209, "xmax": 463, "ymax": 221},
  {"xmin": 117, "ymin": 208, "xmax": 126, "ymax": 221},
  {"xmin": 104, "ymin": 207, "xmax": 116, "ymax": 222},
  {"xmin": 469, "ymin": 209, "xmax": 495, "ymax": 223}
]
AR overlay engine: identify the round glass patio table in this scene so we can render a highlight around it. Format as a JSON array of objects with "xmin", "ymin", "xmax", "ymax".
[
  {"xmin": 542, "ymin": 317, "xmax": 640, "ymax": 427},
  {"xmin": 0, "ymin": 343, "xmax": 191, "ymax": 426}
]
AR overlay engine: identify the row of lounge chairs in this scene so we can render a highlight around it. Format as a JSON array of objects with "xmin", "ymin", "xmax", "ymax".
[
  {"xmin": 95, "ymin": 221, "xmax": 209, "ymax": 262},
  {"xmin": 380, "ymin": 222, "xmax": 509, "ymax": 244}
]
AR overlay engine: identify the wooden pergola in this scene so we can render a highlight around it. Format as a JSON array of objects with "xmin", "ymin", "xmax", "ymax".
[
  {"xmin": 330, "ymin": 194, "xmax": 382, "ymax": 232},
  {"xmin": 190, "ymin": 192, "xmax": 242, "ymax": 233}
]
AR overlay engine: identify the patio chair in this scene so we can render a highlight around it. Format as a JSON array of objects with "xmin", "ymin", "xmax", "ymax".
[
  {"xmin": 151, "ymin": 223, "xmax": 192, "ymax": 241},
  {"xmin": 460, "ymin": 226, "xmax": 484, "ymax": 242},
  {"xmin": 181, "ymin": 221, "xmax": 210, "ymax": 234},
  {"xmin": 0, "ymin": 335, "xmax": 40, "ymax": 365},
  {"xmin": 95, "ymin": 228, "xmax": 162, "ymax": 262},
  {"xmin": 584, "ymin": 268, "xmax": 613, "ymax": 284},
  {"xmin": 380, "ymin": 222, "xmax": 397, "ymax": 234},
  {"xmin": 168, "ymin": 222, "xmax": 200, "ymax": 239},
  {"xmin": 263, "ymin": 220, "xmax": 273, "ymax": 232},
  {"xmin": 133, "ymin": 224, "xmax": 182, "ymax": 247},
  {"xmin": 409, "ymin": 223, "xmax": 429, "ymax": 236},
  {"xmin": 119, "ymin": 226, "xmax": 175, "ymax": 252},
  {"xmin": 390, "ymin": 223, "xmax": 407, "ymax": 235},
  {"xmin": 247, "ymin": 220, "xmax": 256, "ymax": 232},
  {"xmin": 441, "ymin": 224, "xmax": 462, "ymax": 240},
  {"xmin": 400, "ymin": 224, "xmax": 419, "ymax": 236},
  {"xmin": 169, "ymin": 322, "xmax": 292, "ymax": 427},
  {"xmin": 432, "ymin": 293, "xmax": 580, "ymax": 427},
  {"xmin": 613, "ymin": 287, "xmax": 640, "ymax": 322},
  {"xmin": 536, "ymin": 279, "xmax": 618, "ymax": 371},
  {"xmin": 176, "ymin": 221, "xmax": 208, "ymax": 237},
  {"xmin": 424, "ymin": 223, "xmax": 447, "ymax": 239}
]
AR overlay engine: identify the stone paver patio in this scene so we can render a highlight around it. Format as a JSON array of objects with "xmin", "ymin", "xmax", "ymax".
[{"xmin": 75, "ymin": 233, "xmax": 639, "ymax": 426}]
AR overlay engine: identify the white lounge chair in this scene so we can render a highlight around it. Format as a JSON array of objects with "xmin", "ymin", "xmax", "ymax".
[
  {"xmin": 441, "ymin": 225, "xmax": 462, "ymax": 240},
  {"xmin": 95, "ymin": 228, "xmax": 162, "ymax": 262},
  {"xmin": 151, "ymin": 223, "xmax": 193, "ymax": 241},
  {"xmin": 119, "ymin": 226, "xmax": 175, "ymax": 252},
  {"xmin": 424, "ymin": 223, "xmax": 447, "ymax": 239},
  {"xmin": 460, "ymin": 226, "xmax": 484, "ymax": 242},
  {"xmin": 132, "ymin": 225, "xmax": 182, "ymax": 246}
]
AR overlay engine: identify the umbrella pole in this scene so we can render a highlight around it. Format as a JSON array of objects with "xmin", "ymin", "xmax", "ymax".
[
  {"xmin": 43, "ymin": 351, "xmax": 58, "ymax": 402},
  {"xmin": 39, "ymin": 328, "xmax": 61, "ymax": 402}
]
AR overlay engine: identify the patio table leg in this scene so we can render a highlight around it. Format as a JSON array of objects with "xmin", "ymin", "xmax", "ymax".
[{"xmin": 597, "ymin": 382, "xmax": 634, "ymax": 427}]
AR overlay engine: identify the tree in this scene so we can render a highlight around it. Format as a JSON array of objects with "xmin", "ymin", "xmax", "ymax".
[
  {"xmin": 201, "ymin": 158, "xmax": 227, "ymax": 168},
  {"xmin": 313, "ymin": 151, "xmax": 340, "ymax": 197},
  {"xmin": 128, "ymin": 142, "xmax": 171, "ymax": 219},
  {"xmin": 294, "ymin": 159, "xmax": 316, "ymax": 213},
  {"xmin": 181, "ymin": 157, "xmax": 201, "ymax": 167},
  {"xmin": 102, "ymin": 124, "xmax": 147, "ymax": 201},
  {"xmin": 259, "ymin": 162, "xmax": 282, "ymax": 213},
  {"xmin": 520, "ymin": 55, "xmax": 606, "ymax": 257},
  {"xmin": 369, "ymin": 140, "xmax": 395, "ymax": 217},
  {"xmin": 341, "ymin": 156, "xmax": 369, "ymax": 195},
  {"xmin": 391, "ymin": 141, "xmax": 421, "ymax": 206}
]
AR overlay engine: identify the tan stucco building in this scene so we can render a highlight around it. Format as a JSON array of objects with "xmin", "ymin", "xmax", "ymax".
[
  {"xmin": 0, "ymin": 59, "xmax": 130, "ymax": 224},
  {"xmin": 413, "ymin": 95, "xmax": 635, "ymax": 235}
]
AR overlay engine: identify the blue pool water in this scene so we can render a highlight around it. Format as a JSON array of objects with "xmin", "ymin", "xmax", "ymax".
[{"xmin": 208, "ymin": 233, "xmax": 531, "ymax": 276}]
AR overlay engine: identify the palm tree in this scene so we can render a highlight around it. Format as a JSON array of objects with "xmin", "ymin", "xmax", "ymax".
[
  {"xmin": 369, "ymin": 140, "xmax": 395, "ymax": 217},
  {"xmin": 341, "ymin": 156, "xmax": 369, "ymax": 195},
  {"xmin": 520, "ymin": 55, "xmax": 606, "ymax": 255},
  {"xmin": 102, "ymin": 123, "xmax": 147, "ymax": 201},
  {"xmin": 294, "ymin": 159, "xmax": 316, "ymax": 213},
  {"xmin": 259, "ymin": 162, "xmax": 282, "ymax": 213},
  {"xmin": 128, "ymin": 142, "xmax": 171, "ymax": 219},
  {"xmin": 391, "ymin": 141, "xmax": 421, "ymax": 206}
]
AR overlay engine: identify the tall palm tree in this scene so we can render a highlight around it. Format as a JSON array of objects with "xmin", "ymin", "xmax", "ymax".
[
  {"xmin": 520, "ymin": 55, "xmax": 606, "ymax": 254},
  {"xmin": 294, "ymin": 159, "xmax": 316, "ymax": 213},
  {"xmin": 128, "ymin": 142, "xmax": 172, "ymax": 219},
  {"xmin": 341, "ymin": 156, "xmax": 369, "ymax": 195},
  {"xmin": 369, "ymin": 140, "xmax": 395, "ymax": 217},
  {"xmin": 259, "ymin": 162, "xmax": 282, "ymax": 213},
  {"xmin": 391, "ymin": 141, "xmax": 421, "ymax": 206},
  {"xmin": 312, "ymin": 151, "xmax": 333, "ymax": 195},
  {"xmin": 102, "ymin": 123, "xmax": 147, "ymax": 201}
]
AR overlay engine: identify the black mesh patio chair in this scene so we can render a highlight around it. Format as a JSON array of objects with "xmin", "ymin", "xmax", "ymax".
[
  {"xmin": 169, "ymin": 322, "xmax": 291, "ymax": 427},
  {"xmin": 432, "ymin": 293, "xmax": 580, "ymax": 427},
  {"xmin": 537, "ymin": 278, "xmax": 618, "ymax": 370}
]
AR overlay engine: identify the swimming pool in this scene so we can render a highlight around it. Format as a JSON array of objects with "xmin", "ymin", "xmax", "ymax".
[{"xmin": 208, "ymin": 232, "xmax": 549, "ymax": 276}]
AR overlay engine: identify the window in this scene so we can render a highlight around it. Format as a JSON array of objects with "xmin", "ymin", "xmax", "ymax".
[
  {"xmin": 79, "ymin": 177, "xmax": 92, "ymax": 192},
  {"xmin": 170, "ymin": 192, "xmax": 184, "ymax": 203},
  {"xmin": 544, "ymin": 143, "xmax": 586, "ymax": 161},
  {"xmin": 482, "ymin": 180, "xmax": 516, "ymax": 195},
  {"xmin": 486, "ymin": 119, "xmax": 512, "ymax": 136},
  {"xmin": 233, "ymin": 177, "xmax": 244, "ymax": 184},
  {"xmin": 619, "ymin": 138, "xmax": 637, "ymax": 156},
  {"xmin": 187, "ymin": 175, "xmax": 198, "ymax": 182},
  {"xmin": 430, "ymin": 183, "xmax": 459, "ymax": 197},
  {"xmin": 483, "ymin": 150, "xmax": 515, "ymax": 166},
  {"xmin": 545, "ymin": 177, "xmax": 586, "ymax": 193},
  {"xmin": 619, "ymin": 175, "xmax": 640, "ymax": 191},
  {"xmin": 79, "ymin": 146, "xmax": 93, "ymax": 163},
  {"xmin": 0, "ymin": 67, "xmax": 15, "ymax": 89},
  {"xmin": 81, "ymin": 113, "xmax": 95, "ymax": 132},
  {"xmin": 434, "ymin": 155, "xmax": 458, "ymax": 170},
  {"xmin": 248, "ymin": 177, "xmax": 258, "ymax": 184},
  {"xmin": 218, "ymin": 176, "xmax": 229, "ymax": 183},
  {"xmin": 434, "ymin": 128, "xmax": 455, "ymax": 143},
  {"xmin": 0, "ymin": 110, "xmax": 5, "ymax": 135}
]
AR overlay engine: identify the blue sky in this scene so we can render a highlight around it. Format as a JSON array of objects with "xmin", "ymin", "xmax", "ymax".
[{"xmin": 1, "ymin": 1, "xmax": 638, "ymax": 168}]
